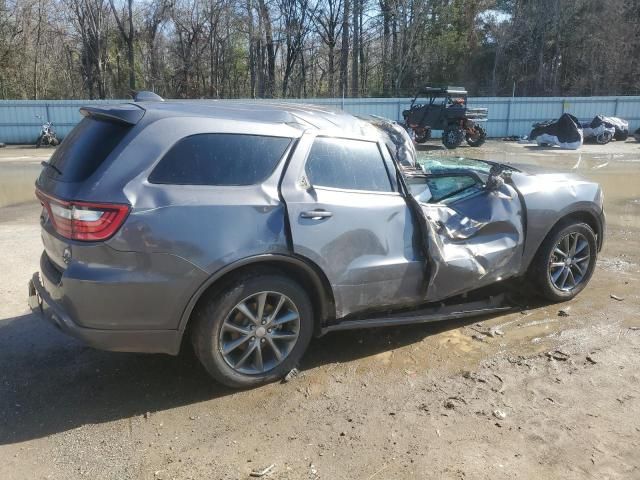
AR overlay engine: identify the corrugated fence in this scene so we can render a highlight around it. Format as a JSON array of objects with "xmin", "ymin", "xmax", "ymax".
[{"xmin": 1, "ymin": 96, "xmax": 639, "ymax": 144}]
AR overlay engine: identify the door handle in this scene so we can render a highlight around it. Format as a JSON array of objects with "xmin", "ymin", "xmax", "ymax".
[{"xmin": 300, "ymin": 209, "xmax": 333, "ymax": 220}]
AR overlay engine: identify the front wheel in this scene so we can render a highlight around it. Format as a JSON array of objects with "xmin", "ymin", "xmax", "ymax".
[
  {"xmin": 414, "ymin": 128, "xmax": 431, "ymax": 144},
  {"xmin": 529, "ymin": 221, "xmax": 597, "ymax": 302},
  {"xmin": 442, "ymin": 127, "xmax": 464, "ymax": 149},
  {"xmin": 466, "ymin": 125, "xmax": 486, "ymax": 147},
  {"xmin": 191, "ymin": 272, "xmax": 314, "ymax": 388}
]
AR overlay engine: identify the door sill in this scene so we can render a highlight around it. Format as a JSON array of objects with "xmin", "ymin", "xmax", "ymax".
[{"xmin": 320, "ymin": 294, "xmax": 511, "ymax": 334}]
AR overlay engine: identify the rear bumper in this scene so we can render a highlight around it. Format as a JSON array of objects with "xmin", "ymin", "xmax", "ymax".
[{"xmin": 28, "ymin": 273, "xmax": 182, "ymax": 355}]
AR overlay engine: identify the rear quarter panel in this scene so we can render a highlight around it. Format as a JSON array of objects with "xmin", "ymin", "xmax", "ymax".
[{"xmin": 102, "ymin": 118, "xmax": 300, "ymax": 329}]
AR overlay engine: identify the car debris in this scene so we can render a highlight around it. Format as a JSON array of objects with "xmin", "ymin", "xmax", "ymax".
[
  {"xmin": 558, "ymin": 308, "xmax": 571, "ymax": 317},
  {"xmin": 546, "ymin": 350, "xmax": 570, "ymax": 361},
  {"xmin": 610, "ymin": 294, "xmax": 624, "ymax": 301},
  {"xmin": 249, "ymin": 464, "xmax": 276, "ymax": 477},
  {"xmin": 283, "ymin": 368, "xmax": 300, "ymax": 383},
  {"xmin": 493, "ymin": 410, "xmax": 507, "ymax": 420}
]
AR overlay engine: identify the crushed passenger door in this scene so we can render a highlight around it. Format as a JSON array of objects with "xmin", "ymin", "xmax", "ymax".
[{"xmin": 405, "ymin": 170, "xmax": 525, "ymax": 302}]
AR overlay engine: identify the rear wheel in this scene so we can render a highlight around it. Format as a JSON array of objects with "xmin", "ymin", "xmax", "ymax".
[
  {"xmin": 466, "ymin": 125, "xmax": 487, "ymax": 147},
  {"xmin": 529, "ymin": 221, "xmax": 597, "ymax": 302},
  {"xmin": 442, "ymin": 126, "xmax": 464, "ymax": 149},
  {"xmin": 191, "ymin": 272, "xmax": 314, "ymax": 388}
]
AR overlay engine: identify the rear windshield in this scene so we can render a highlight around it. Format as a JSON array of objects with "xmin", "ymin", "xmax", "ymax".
[
  {"xmin": 148, "ymin": 133, "xmax": 292, "ymax": 186},
  {"xmin": 44, "ymin": 117, "xmax": 131, "ymax": 182}
]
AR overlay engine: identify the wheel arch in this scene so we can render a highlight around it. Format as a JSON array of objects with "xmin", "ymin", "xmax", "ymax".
[
  {"xmin": 525, "ymin": 207, "xmax": 603, "ymax": 272},
  {"xmin": 178, "ymin": 254, "xmax": 336, "ymax": 339}
]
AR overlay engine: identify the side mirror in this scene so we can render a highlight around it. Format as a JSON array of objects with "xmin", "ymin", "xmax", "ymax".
[{"xmin": 485, "ymin": 165, "xmax": 509, "ymax": 191}]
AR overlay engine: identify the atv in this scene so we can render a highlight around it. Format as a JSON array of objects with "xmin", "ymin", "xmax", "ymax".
[{"xmin": 402, "ymin": 86, "xmax": 488, "ymax": 149}]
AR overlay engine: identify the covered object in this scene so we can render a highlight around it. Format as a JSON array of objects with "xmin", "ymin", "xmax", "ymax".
[
  {"xmin": 582, "ymin": 115, "xmax": 629, "ymax": 144},
  {"xmin": 529, "ymin": 114, "xmax": 583, "ymax": 150}
]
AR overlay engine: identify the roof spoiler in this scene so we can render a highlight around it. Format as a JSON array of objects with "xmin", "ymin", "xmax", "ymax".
[
  {"xmin": 79, "ymin": 103, "xmax": 145, "ymax": 125},
  {"xmin": 132, "ymin": 90, "xmax": 164, "ymax": 102}
]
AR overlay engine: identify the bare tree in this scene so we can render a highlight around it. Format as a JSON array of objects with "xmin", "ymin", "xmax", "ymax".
[
  {"xmin": 109, "ymin": 0, "xmax": 135, "ymax": 91},
  {"xmin": 339, "ymin": 0, "xmax": 349, "ymax": 96},
  {"xmin": 1, "ymin": 0, "xmax": 639, "ymax": 100},
  {"xmin": 257, "ymin": 0, "xmax": 276, "ymax": 97},
  {"xmin": 279, "ymin": 0, "xmax": 315, "ymax": 97},
  {"xmin": 314, "ymin": 0, "xmax": 342, "ymax": 96}
]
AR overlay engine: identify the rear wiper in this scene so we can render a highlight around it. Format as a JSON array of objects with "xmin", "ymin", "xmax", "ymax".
[{"xmin": 41, "ymin": 160, "xmax": 62, "ymax": 175}]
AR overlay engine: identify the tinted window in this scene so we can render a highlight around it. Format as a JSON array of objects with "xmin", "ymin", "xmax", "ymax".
[
  {"xmin": 149, "ymin": 134, "xmax": 291, "ymax": 185},
  {"xmin": 45, "ymin": 117, "xmax": 131, "ymax": 182},
  {"xmin": 305, "ymin": 138, "xmax": 392, "ymax": 192}
]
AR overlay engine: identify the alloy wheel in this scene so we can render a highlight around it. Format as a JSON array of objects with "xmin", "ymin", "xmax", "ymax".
[
  {"xmin": 219, "ymin": 291, "xmax": 300, "ymax": 375},
  {"xmin": 548, "ymin": 232, "xmax": 591, "ymax": 291}
]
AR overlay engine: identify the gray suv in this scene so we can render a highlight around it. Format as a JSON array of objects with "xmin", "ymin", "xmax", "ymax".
[{"xmin": 29, "ymin": 99, "xmax": 605, "ymax": 388}]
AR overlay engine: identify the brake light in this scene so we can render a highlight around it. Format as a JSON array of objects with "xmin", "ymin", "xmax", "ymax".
[{"xmin": 36, "ymin": 189, "xmax": 130, "ymax": 241}]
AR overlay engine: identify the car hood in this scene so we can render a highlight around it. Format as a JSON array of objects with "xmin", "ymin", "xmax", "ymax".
[{"xmin": 419, "ymin": 156, "xmax": 602, "ymax": 207}]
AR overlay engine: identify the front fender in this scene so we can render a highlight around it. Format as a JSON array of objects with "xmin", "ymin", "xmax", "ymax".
[{"xmin": 509, "ymin": 172, "xmax": 604, "ymax": 272}]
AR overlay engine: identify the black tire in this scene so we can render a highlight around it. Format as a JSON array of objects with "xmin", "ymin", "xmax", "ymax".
[
  {"xmin": 414, "ymin": 128, "xmax": 431, "ymax": 144},
  {"xmin": 191, "ymin": 272, "xmax": 314, "ymax": 388},
  {"xmin": 442, "ymin": 127, "xmax": 464, "ymax": 149},
  {"xmin": 466, "ymin": 125, "xmax": 487, "ymax": 147},
  {"xmin": 596, "ymin": 131, "xmax": 612, "ymax": 145},
  {"xmin": 529, "ymin": 220, "xmax": 597, "ymax": 302},
  {"xmin": 36, "ymin": 135, "xmax": 43, "ymax": 148}
]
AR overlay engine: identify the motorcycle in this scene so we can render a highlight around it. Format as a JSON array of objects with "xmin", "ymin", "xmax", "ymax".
[{"xmin": 35, "ymin": 115, "xmax": 59, "ymax": 148}]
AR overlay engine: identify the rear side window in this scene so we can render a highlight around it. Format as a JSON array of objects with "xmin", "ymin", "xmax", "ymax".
[
  {"xmin": 45, "ymin": 117, "xmax": 131, "ymax": 182},
  {"xmin": 305, "ymin": 137, "xmax": 393, "ymax": 192},
  {"xmin": 149, "ymin": 134, "xmax": 292, "ymax": 185}
]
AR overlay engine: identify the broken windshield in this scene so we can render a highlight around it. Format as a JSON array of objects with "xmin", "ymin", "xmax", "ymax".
[{"xmin": 419, "ymin": 156, "xmax": 496, "ymax": 175}]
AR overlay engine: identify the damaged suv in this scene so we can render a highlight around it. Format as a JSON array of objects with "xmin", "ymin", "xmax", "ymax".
[{"xmin": 29, "ymin": 98, "xmax": 605, "ymax": 388}]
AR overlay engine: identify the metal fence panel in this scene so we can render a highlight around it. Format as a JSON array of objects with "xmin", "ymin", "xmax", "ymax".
[{"xmin": 1, "ymin": 96, "xmax": 639, "ymax": 144}]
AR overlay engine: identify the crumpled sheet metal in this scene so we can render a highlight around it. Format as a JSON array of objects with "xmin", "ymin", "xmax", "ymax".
[{"xmin": 419, "ymin": 182, "xmax": 525, "ymax": 302}]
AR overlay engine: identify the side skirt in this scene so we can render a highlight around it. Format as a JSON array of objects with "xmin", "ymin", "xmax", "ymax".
[{"xmin": 319, "ymin": 295, "xmax": 511, "ymax": 334}]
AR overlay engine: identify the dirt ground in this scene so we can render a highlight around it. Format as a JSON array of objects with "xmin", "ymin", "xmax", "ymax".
[{"xmin": 0, "ymin": 140, "xmax": 639, "ymax": 480}]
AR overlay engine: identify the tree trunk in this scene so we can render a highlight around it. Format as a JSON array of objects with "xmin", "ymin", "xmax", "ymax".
[
  {"xmin": 328, "ymin": 44, "xmax": 335, "ymax": 96},
  {"xmin": 127, "ymin": 0, "xmax": 135, "ymax": 90},
  {"xmin": 258, "ymin": 0, "xmax": 275, "ymax": 97},
  {"xmin": 247, "ymin": 0, "xmax": 256, "ymax": 98},
  {"xmin": 351, "ymin": 0, "xmax": 359, "ymax": 97},
  {"xmin": 340, "ymin": 0, "xmax": 350, "ymax": 97},
  {"xmin": 33, "ymin": 0, "xmax": 44, "ymax": 99},
  {"xmin": 381, "ymin": 0, "xmax": 391, "ymax": 96}
]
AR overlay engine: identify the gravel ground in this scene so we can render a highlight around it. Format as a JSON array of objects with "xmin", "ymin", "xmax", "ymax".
[{"xmin": 0, "ymin": 140, "xmax": 639, "ymax": 479}]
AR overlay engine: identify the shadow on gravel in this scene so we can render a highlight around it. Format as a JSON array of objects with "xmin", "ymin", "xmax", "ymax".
[{"xmin": 0, "ymin": 305, "xmax": 526, "ymax": 445}]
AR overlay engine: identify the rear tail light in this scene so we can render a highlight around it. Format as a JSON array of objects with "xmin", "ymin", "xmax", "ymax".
[{"xmin": 36, "ymin": 189, "xmax": 130, "ymax": 241}]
